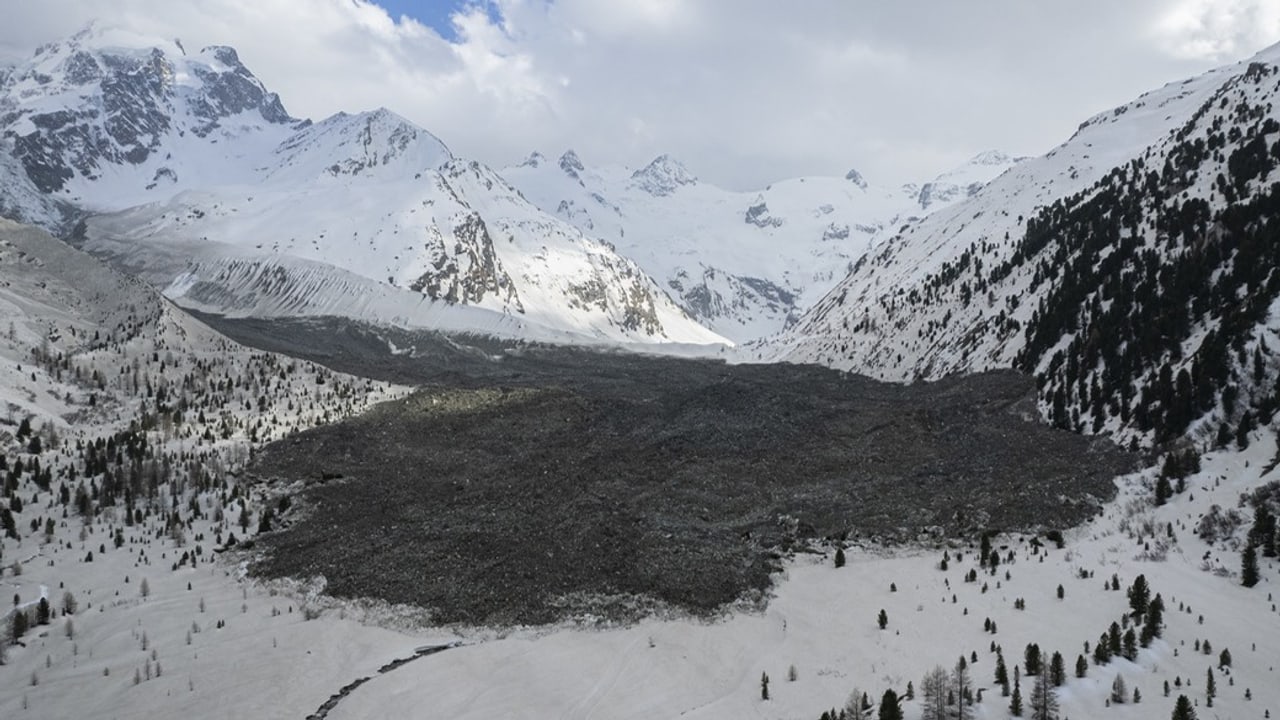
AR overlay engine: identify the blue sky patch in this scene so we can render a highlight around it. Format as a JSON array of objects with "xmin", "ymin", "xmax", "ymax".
[{"xmin": 372, "ymin": 1, "xmax": 501, "ymax": 40}]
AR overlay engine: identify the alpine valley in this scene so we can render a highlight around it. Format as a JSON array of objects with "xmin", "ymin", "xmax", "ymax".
[
  {"xmin": 3, "ymin": 18, "xmax": 1280, "ymax": 720},
  {"xmin": 0, "ymin": 24, "xmax": 1019, "ymax": 347}
]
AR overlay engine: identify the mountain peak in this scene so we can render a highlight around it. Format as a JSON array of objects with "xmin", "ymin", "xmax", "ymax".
[
  {"xmin": 200, "ymin": 45, "xmax": 245, "ymax": 70},
  {"xmin": 844, "ymin": 168, "xmax": 868, "ymax": 190},
  {"xmin": 271, "ymin": 106, "xmax": 452, "ymax": 180},
  {"xmin": 968, "ymin": 149, "xmax": 1018, "ymax": 166},
  {"xmin": 520, "ymin": 151, "xmax": 547, "ymax": 168},
  {"xmin": 630, "ymin": 154, "xmax": 696, "ymax": 197},
  {"xmin": 45, "ymin": 20, "xmax": 181, "ymax": 59},
  {"xmin": 559, "ymin": 150, "xmax": 585, "ymax": 179},
  {"xmin": 1, "ymin": 27, "xmax": 297, "ymax": 194}
]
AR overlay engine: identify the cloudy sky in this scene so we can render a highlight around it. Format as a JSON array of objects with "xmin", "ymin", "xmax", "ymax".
[{"xmin": 3, "ymin": 0, "xmax": 1280, "ymax": 189}]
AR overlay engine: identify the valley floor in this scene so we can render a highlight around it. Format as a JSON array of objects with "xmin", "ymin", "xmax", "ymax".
[{"xmin": 2, "ymin": 429, "xmax": 1276, "ymax": 720}]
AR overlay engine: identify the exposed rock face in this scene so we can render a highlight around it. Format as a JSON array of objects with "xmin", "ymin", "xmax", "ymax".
[
  {"xmin": 744, "ymin": 195, "xmax": 783, "ymax": 228},
  {"xmin": 630, "ymin": 154, "xmax": 697, "ymax": 196},
  {"xmin": 559, "ymin": 150, "xmax": 585, "ymax": 181},
  {"xmin": 916, "ymin": 180, "xmax": 985, "ymax": 210},
  {"xmin": 673, "ymin": 268, "xmax": 800, "ymax": 332},
  {"xmin": 410, "ymin": 211, "xmax": 522, "ymax": 311},
  {"xmin": 1, "ymin": 28, "xmax": 296, "ymax": 195}
]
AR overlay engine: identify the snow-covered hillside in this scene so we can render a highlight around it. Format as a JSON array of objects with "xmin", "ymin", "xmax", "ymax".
[
  {"xmin": 0, "ymin": 215, "xmax": 426, "ymax": 718},
  {"xmin": 503, "ymin": 150, "xmax": 1021, "ymax": 342},
  {"xmin": 0, "ymin": 24, "xmax": 724, "ymax": 346},
  {"xmin": 760, "ymin": 40, "xmax": 1280, "ymax": 447},
  {"xmin": 0, "ymin": 217, "xmax": 402, "ymax": 442}
]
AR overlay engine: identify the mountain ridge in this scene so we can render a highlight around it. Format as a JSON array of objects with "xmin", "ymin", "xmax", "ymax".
[
  {"xmin": 758, "ymin": 40, "xmax": 1280, "ymax": 449},
  {"xmin": 502, "ymin": 147, "xmax": 1022, "ymax": 342},
  {"xmin": 0, "ymin": 24, "xmax": 725, "ymax": 347}
]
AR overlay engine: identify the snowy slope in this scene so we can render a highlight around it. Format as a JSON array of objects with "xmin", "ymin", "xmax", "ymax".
[
  {"xmin": 758, "ymin": 42, "xmax": 1280, "ymax": 401},
  {"xmin": 0, "ymin": 215, "xmax": 421, "ymax": 719},
  {"xmin": 503, "ymin": 150, "xmax": 1020, "ymax": 343},
  {"xmin": 0, "ymin": 25, "xmax": 725, "ymax": 346},
  {"xmin": 0, "ymin": 216, "xmax": 402, "ymax": 436}
]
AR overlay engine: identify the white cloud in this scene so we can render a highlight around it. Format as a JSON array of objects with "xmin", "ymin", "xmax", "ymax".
[
  {"xmin": 1154, "ymin": 0, "xmax": 1280, "ymax": 60},
  {"xmin": 3, "ymin": 1, "xmax": 1280, "ymax": 189}
]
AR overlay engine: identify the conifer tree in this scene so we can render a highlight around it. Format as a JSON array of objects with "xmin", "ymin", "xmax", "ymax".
[
  {"xmin": 1147, "ymin": 595, "xmax": 1165, "ymax": 638},
  {"xmin": 878, "ymin": 689, "xmax": 903, "ymax": 720},
  {"xmin": 877, "ymin": 609, "xmax": 888, "ymax": 630},
  {"xmin": 1123, "ymin": 628, "xmax": 1138, "ymax": 660},
  {"xmin": 1049, "ymin": 651, "xmax": 1065, "ymax": 687},
  {"xmin": 1075, "ymin": 654, "xmax": 1088, "ymax": 679},
  {"xmin": 1024, "ymin": 643, "xmax": 1042, "ymax": 675},
  {"xmin": 1248, "ymin": 504, "xmax": 1275, "ymax": 552},
  {"xmin": 1205, "ymin": 667, "xmax": 1215, "ymax": 707},
  {"xmin": 1171, "ymin": 694, "xmax": 1197, "ymax": 720},
  {"xmin": 835, "ymin": 546, "xmax": 846, "ymax": 568},
  {"xmin": 952, "ymin": 656, "xmax": 974, "ymax": 720},
  {"xmin": 12, "ymin": 610, "xmax": 28, "ymax": 639},
  {"xmin": 1140, "ymin": 616, "xmax": 1156, "ymax": 648},
  {"xmin": 1128, "ymin": 575, "xmax": 1150, "ymax": 617},
  {"xmin": 1242, "ymin": 542, "xmax": 1260, "ymax": 587},
  {"xmin": 1237, "ymin": 411, "xmax": 1254, "ymax": 449}
]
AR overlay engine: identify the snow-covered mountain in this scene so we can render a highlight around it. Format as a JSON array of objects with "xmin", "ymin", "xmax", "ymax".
[
  {"xmin": 759, "ymin": 40, "xmax": 1280, "ymax": 448},
  {"xmin": 0, "ymin": 24, "xmax": 725, "ymax": 346},
  {"xmin": 503, "ymin": 149, "xmax": 1021, "ymax": 343},
  {"xmin": 907, "ymin": 149, "xmax": 1025, "ymax": 211},
  {"xmin": 0, "ymin": 24, "xmax": 297, "ymax": 225},
  {"xmin": 0, "ymin": 24, "xmax": 1027, "ymax": 348}
]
